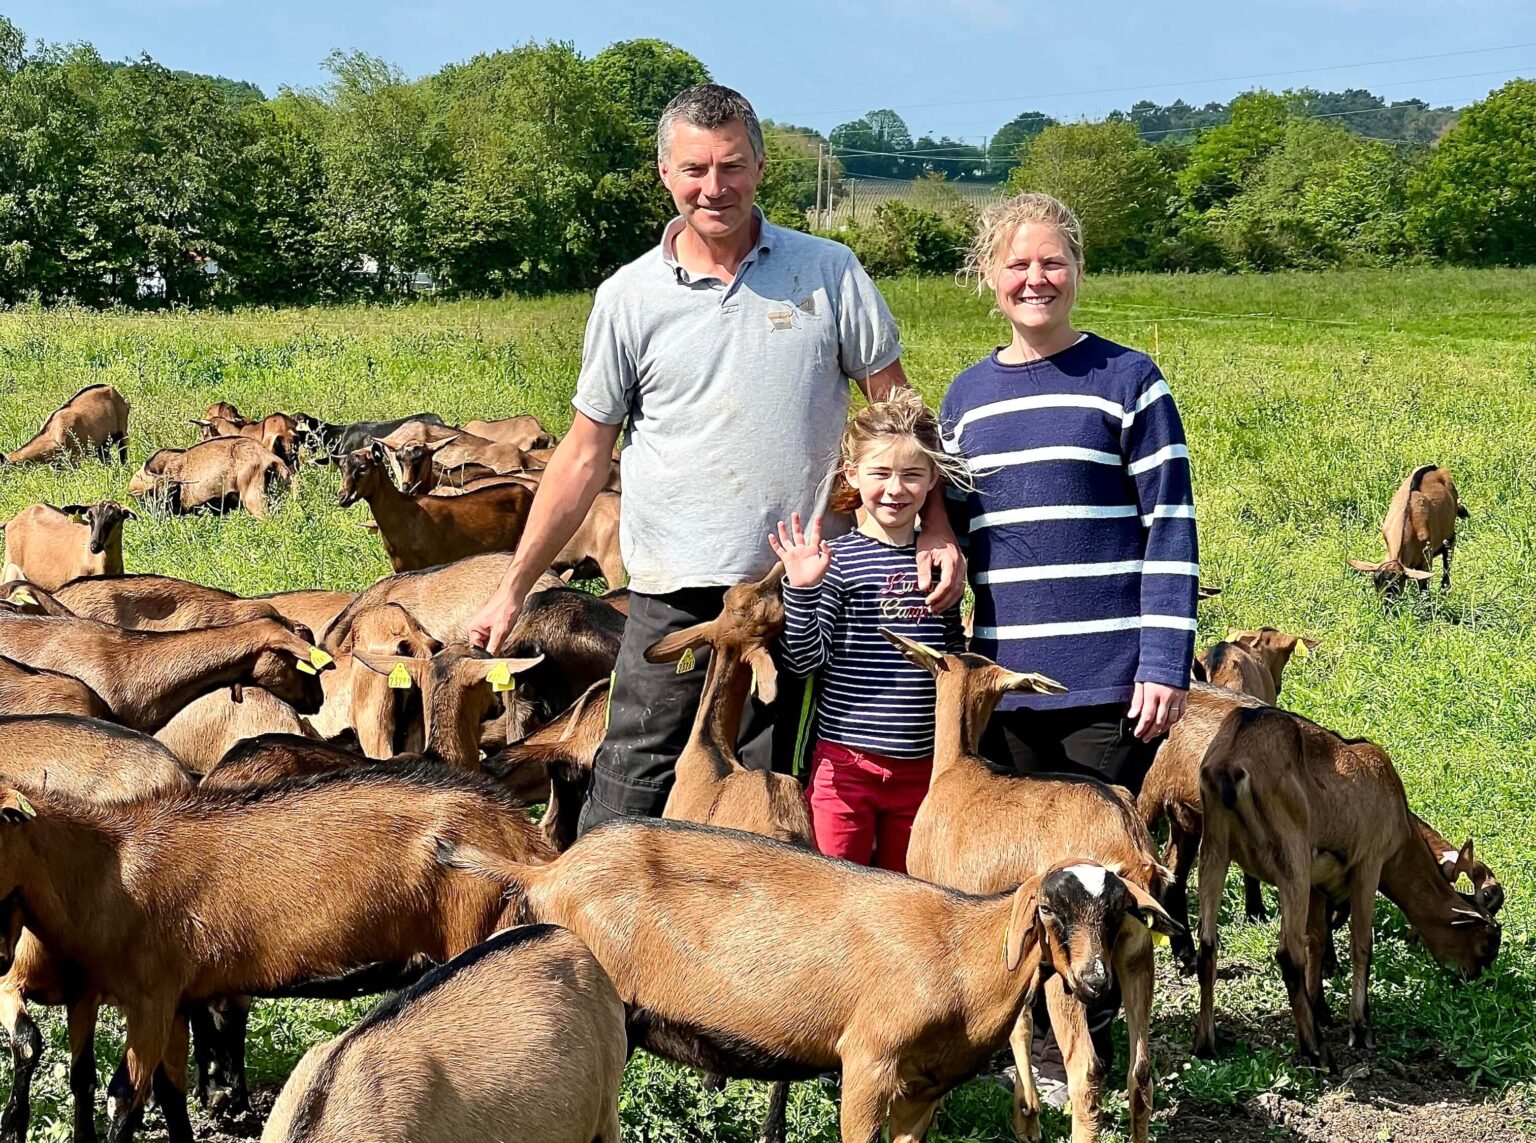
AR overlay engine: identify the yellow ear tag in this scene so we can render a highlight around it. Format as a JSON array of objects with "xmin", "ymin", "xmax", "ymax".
[
  {"xmin": 10, "ymin": 589, "xmax": 37, "ymax": 607},
  {"xmin": 308, "ymin": 647, "xmax": 333, "ymax": 669},
  {"xmin": 486, "ymin": 661, "xmax": 514, "ymax": 693},
  {"xmin": 296, "ymin": 660, "xmax": 317, "ymax": 675},
  {"xmin": 13, "ymin": 792, "xmax": 36, "ymax": 818},
  {"xmin": 1225, "ymin": 629, "xmax": 1241, "ymax": 643},
  {"xmin": 388, "ymin": 662, "xmax": 412, "ymax": 689},
  {"xmin": 1152, "ymin": 930, "xmax": 1170, "ymax": 947},
  {"xmin": 1292, "ymin": 640, "xmax": 1310, "ymax": 660},
  {"xmin": 675, "ymin": 647, "xmax": 696, "ymax": 675}
]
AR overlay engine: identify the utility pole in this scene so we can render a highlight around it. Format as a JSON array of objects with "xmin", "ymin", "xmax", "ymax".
[{"xmin": 815, "ymin": 144, "xmax": 825, "ymax": 230}]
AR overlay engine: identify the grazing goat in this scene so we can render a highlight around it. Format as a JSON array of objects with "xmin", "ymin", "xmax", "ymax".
[
  {"xmin": 295, "ymin": 413, "xmax": 446, "ymax": 464},
  {"xmin": 0, "ymin": 656, "xmax": 111, "ymax": 719},
  {"xmin": 462, "ymin": 415, "xmax": 557, "ymax": 450},
  {"xmin": 645, "ymin": 565, "xmax": 812, "ymax": 846},
  {"xmin": 55, "ymin": 573, "xmax": 283, "ymax": 631},
  {"xmin": 346, "ymin": 602, "xmax": 439, "ymax": 758},
  {"xmin": 1, "ymin": 502, "xmax": 134, "ymax": 590},
  {"xmin": 205, "ymin": 402, "xmax": 243, "ymax": 424},
  {"xmin": 0, "ymin": 613, "xmax": 328, "ymax": 732},
  {"xmin": 0, "ymin": 761, "xmax": 554, "ymax": 1143},
  {"xmin": 338, "ymin": 444, "xmax": 534, "ymax": 573},
  {"xmin": 1194, "ymin": 705, "xmax": 1500, "ymax": 1067},
  {"xmin": 1348, "ymin": 464, "xmax": 1467, "ymax": 590},
  {"xmin": 262, "ymin": 924, "xmax": 624, "ymax": 1143},
  {"xmin": 485, "ymin": 679, "xmax": 609, "ymax": 850},
  {"xmin": 0, "ymin": 727, "xmax": 193, "ymax": 1143},
  {"xmin": 1193, "ymin": 627, "xmax": 1318, "ymax": 707},
  {"xmin": 1, "ymin": 385, "xmax": 129, "ymax": 466},
  {"xmin": 129, "ymin": 437, "xmax": 294, "ymax": 519},
  {"xmin": 886, "ymin": 630, "xmax": 1172, "ymax": 1143},
  {"xmin": 375, "ymin": 424, "xmax": 530, "ymax": 488},
  {"xmin": 441, "ymin": 818, "xmax": 1131, "ymax": 1143},
  {"xmin": 154, "ymin": 689, "xmax": 316, "ymax": 774},
  {"xmin": 192, "ymin": 412, "xmax": 301, "ymax": 466}
]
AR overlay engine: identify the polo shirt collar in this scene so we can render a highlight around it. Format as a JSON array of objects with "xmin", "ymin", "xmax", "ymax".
[{"xmin": 660, "ymin": 206, "xmax": 775, "ymax": 283}]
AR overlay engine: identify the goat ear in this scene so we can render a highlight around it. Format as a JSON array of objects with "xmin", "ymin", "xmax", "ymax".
[
  {"xmin": 425, "ymin": 435, "xmax": 460, "ymax": 453},
  {"xmin": 757, "ymin": 562, "xmax": 787, "ymax": 593},
  {"xmin": 464, "ymin": 654, "xmax": 545, "ymax": 693},
  {"xmin": 1455, "ymin": 838, "xmax": 1476, "ymax": 875},
  {"xmin": 1347, "ymin": 559, "xmax": 1381, "ymax": 574},
  {"xmin": 0, "ymin": 790, "xmax": 37, "ymax": 825},
  {"xmin": 57, "ymin": 503, "xmax": 89, "ymax": 517},
  {"xmin": 1402, "ymin": 567, "xmax": 1433, "ymax": 581},
  {"xmin": 1122, "ymin": 877, "xmax": 1184, "ymax": 937},
  {"xmin": 1004, "ymin": 875, "xmax": 1042, "ymax": 972},
  {"xmin": 558, "ymin": 568, "xmax": 575, "ymax": 583},
  {"xmin": 1191, "ymin": 656, "xmax": 1209, "ymax": 683},
  {"xmin": 1302, "ymin": 637, "xmax": 1321, "ymax": 651},
  {"xmin": 1196, "ymin": 584, "xmax": 1221, "ymax": 600},
  {"xmin": 645, "ymin": 623, "xmax": 713, "ymax": 665},
  {"xmin": 878, "ymin": 628, "xmax": 947, "ymax": 675},
  {"xmin": 745, "ymin": 645, "xmax": 778, "ymax": 704},
  {"xmin": 999, "ymin": 668, "xmax": 1066, "ymax": 695},
  {"xmin": 355, "ymin": 652, "xmax": 428, "ymax": 689}
]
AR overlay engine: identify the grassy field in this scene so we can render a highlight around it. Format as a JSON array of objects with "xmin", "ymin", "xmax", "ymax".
[{"xmin": 1, "ymin": 266, "xmax": 1534, "ymax": 1141}]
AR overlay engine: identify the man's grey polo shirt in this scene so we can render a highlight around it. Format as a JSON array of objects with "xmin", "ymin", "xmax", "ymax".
[{"xmin": 572, "ymin": 211, "xmax": 902, "ymax": 594}]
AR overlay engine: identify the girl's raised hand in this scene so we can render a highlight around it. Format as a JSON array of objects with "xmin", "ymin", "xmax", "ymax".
[{"xmin": 769, "ymin": 513, "xmax": 832, "ymax": 588}]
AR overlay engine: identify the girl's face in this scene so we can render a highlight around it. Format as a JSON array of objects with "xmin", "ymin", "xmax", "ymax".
[
  {"xmin": 844, "ymin": 438, "xmax": 939, "ymax": 534},
  {"xmin": 992, "ymin": 222, "xmax": 1079, "ymax": 338}
]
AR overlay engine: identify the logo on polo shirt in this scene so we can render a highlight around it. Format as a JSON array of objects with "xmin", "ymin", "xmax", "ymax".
[{"xmin": 767, "ymin": 309, "xmax": 794, "ymax": 331}]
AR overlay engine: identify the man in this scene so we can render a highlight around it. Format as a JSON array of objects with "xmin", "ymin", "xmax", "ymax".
[{"xmin": 468, "ymin": 84, "xmax": 963, "ymax": 835}]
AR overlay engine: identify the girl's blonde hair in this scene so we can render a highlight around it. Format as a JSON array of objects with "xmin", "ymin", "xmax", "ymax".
[
  {"xmin": 964, "ymin": 192, "xmax": 1084, "ymax": 293},
  {"xmin": 828, "ymin": 388, "xmax": 972, "ymax": 514}
]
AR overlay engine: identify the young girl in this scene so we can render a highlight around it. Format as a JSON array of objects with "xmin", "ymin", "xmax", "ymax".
[
  {"xmin": 941, "ymin": 191, "xmax": 1198, "ymax": 794},
  {"xmin": 769, "ymin": 390, "xmax": 966, "ymax": 872}
]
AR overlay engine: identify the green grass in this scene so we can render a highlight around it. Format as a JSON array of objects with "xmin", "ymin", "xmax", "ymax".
[{"xmin": 2, "ymin": 266, "xmax": 1535, "ymax": 1139}]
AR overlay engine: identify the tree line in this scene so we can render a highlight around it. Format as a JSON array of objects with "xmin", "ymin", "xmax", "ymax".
[{"xmin": 0, "ymin": 18, "xmax": 1531, "ymax": 307}]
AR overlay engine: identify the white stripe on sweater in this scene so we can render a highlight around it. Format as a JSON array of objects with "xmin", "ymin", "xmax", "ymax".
[
  {"xmin": 1140, "ymin": 503, "xmax": 1196, "ymax": 526},
  {"xmin": 1127, "ymin": 443, "xmax": 1189, "ymax": 475},
  {"xmin": 949, "ymin": 394, "xmax": 1127, "ymax": 440},
  {"xmin": 975, "ymin": 560, "xmax": 1199, "ymax": 584},
  {"xmin": 968, "ymin": 445, "xmax": 1121, "ymax": 470},
  {"xmin": 971, "ymin": 504, "xmax": 1138, "ymax": 531},
  {"xmin": 976, "ymin": 614, "xmax": 1198, "ymax": 640}
]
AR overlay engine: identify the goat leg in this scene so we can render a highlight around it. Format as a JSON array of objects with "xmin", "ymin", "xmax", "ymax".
[
  {"xmin": 106, "ymin": 1005, "xmax": 174, "ymax": 1143},
  {"xmin": 1305, "ymin": 890, "xmax": 1333, "ymax": 1028},
  {"xmin": 1243, "ymin": 874, "xmax": 1270, "ymax": 923},
  {"xmin": 1193, "ymin": 823, "xmax": 1229, "ymax": 1058},
  {"xmin": 68, "ymin": 995, "xmax": 101, "ymax": 1143},
  {"xmin": 838, "ymin": 1060, "xmax": 896, "ymax": 1143},
  {"xmin": 1346, "ymin": 867, "xmax": 1379, "ymax": 1049},
  {"xmin": 151, "ymin": 1015, "xmax": 194, "ymax": 1143},
  {"xmin": 1164, "ymin": 824, "xmax": 1200, "ymax": 973},
  {"xmin": 758, "ymin": 1080, "xmax": 790, "ymax": 1143},
  {"xmin": 888, "ymin": 1092, "xmax": 940, "ymax": 1143},
  {"xmin": 1008, "ymin": 1006, "xmax": 1042, "ymax": 1142},
  {"xmin": 0, "ymin": 986, "xmax": 42, "ymax": 1143},
  {"xmin": 1275, "ymin": 856, "xmax": 1332, "ymax": 1072},
  {"xmin": 1117, "ymin": 935, "xmax": 1156, "ymax": 1143},
  {"xmin": 1045, "ymin": 979, "xmax": 1102, "ymax": 1143}
]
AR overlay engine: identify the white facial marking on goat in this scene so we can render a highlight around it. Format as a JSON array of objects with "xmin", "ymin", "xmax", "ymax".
[
  {"xmin": 1065, "ymin": 863, "xmax": 1108, "ymax": 897},
  {"xmin": 1441, "ymin": 849, "xmax": 1460, "ymax": 866}
]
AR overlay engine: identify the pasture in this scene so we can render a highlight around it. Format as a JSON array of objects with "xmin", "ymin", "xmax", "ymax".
[{"xmin": 1, "ymin": 265, "xmax": 1534, "ymax": 1141}]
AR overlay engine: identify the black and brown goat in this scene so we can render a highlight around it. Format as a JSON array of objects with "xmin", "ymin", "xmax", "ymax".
[
  {"xmin": 262, "ymin": 924, "xmax": 624, "ymax": 1143},
  {"xmin": 886, "ymin": 631, "xmax": 1173, "ymax": 1143},
  {"xmin": 1195, "ymin": 705, "xmax": 1500, "ymax": 1067},
  {"xmin": 2, "ymin": 385, "xmax": 129, "ymax": 466},
  {"xmin": 485, "ymin": 679, "xmax": 610, "ymax": 851},
  {"xmin": 1193, "ymin": 627, "xmax": 1318, "ymax": 707},
  {"xmin": 1348, "ymin": 464, "xmax": 1467, "ymax": 590},
  {"xmin": 0, "ymin": 761, "xmax": 554, "ymax": 1143},
  {"xmin": 1, "ymin": 502, "xmax": 134, "ymax": 590}
]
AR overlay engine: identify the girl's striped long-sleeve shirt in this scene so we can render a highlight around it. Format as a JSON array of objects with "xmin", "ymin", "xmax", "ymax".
[
  {"xmin": 779, "ymin": 531, "xmax": 967, "ymax": 759},
  {"xmin": 939, "ymin": 334, "xmax": 1198, "ymax": 712}
]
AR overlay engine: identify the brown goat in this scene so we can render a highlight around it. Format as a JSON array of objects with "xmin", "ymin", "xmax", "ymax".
[
  {"xmin": 262, "ymin": 923, "xmax": 623, "ymax": 1143},
  {"xmin": 0, "ymin": 761, "xmax": 554, "ymax": 1143},
  {"xmin": 203, "ymin": 733, "xmax": 371, "ymax": 788},
  {"xmin": 0, "ymin": 613, "xmax": 329, "ymax": 732},
  {"xmin": 462, "ymin": 415, "xmax": 557, "ymax": 450},
  {"xmin": 0, "ymin": 722, "xmax": 193, "ymax": 1142},
  {"xmin": 1194, "ymin": 627, "xmax": 1318, "ymax": 707},
  {"xmin": 0, "ymin": 656, "xmax": 111, "ymax": 719},
  {"xmin": 485, "ymin": 679, "xmax": 610, "ymax": 850},
  {"xmin": 644, "ymin": 565, "xmax": 812, "ymax": 846},
  {"xmin": 0, "ymin": 579, "xmax": 72, "ymax": 616},
  {"xmin": 346, "ymin": 602, "xmax": 440, "ymax": 758},
  {"xmin": 129, "ymin": 437, "xmax": 294, "ymax": 518},
  {"xmin": 338, "ymin": 444, "xmax": 534, "ymax": 573},
  {"xmin": 886, "ymin": 630, "xmax": 1171, "ymax": 1143},
  {"xmin": 192, "ymin": 412, "xmax": 301, "ymax": 466},
  {"xmin": 441, "ymin": 818, "xmax": 1138, "ymax": 1143},
  {"xmin": 1, "ymin": 502, "xmax": 134, "ymax": 590},
  {"xmin": 154, "ymin": 689, "xmax": 316, "ymax": 774},
  {"xmin": 2, "ymin": 385, "xmax": 129, "ymax": 466},
  {"xmin": 55, "ymin": 573, "xmax": 284, "ymax": 631},
  {"xmin": 251, "ymin": 589, "xmax": 356, "ymax": 637},
  {"xmin": 377, "ymin": 425, "xmax": 530, "ymax": 489},
  {"xmin": 1348, "ymin": 464, "xmax": 1467, "ymax": 590},
  {"xmin": 1195, "ymin": 705, "xmax": 1500, "ymax": 1067}
]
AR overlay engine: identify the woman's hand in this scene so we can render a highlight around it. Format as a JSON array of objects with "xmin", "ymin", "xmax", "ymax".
[
  {"xmin": 1128, "ymin": 681, "xmax": 1188, "ymax": 742},
  {"xmin": 769, "ymin": 513, "xmax": 832, "ymax": 588}
]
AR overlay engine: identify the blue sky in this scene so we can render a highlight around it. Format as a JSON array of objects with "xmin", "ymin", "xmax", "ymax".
[{"xmin": 6, "ymin": 1, "xmax": 1534, "ymax": 140}]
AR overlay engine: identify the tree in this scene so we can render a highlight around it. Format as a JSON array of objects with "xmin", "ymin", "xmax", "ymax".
[
  {"xmin": 758, "ymin": 121, "xmax": 828, "ymax": 230},
  {"xmin": 830, "ymin": 108, "xmax": 914, "ymax": 178},
  {"xmin": 1176, "ymin": 90, "xmax": 1290, "ymax": 211},
  {"xmin": 986, "ymin": 110, "xmax": 1056, "ymax": 179},
  {"xmin": 592, "ymin": 38, "xmax": 709, "ymax": 128},
  {"xmin": 1009, "ymin": 120, "xmax": 1172, "ymax": 269},
  {"xmin": 1408, "ymin": 79, "xmax": 1536, "ymax": 265}
]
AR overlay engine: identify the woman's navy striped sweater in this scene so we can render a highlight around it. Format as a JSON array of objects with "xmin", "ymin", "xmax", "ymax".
[{"xmin": 939, "ymin": 333, "xmax": 1198, "ymax": 711}]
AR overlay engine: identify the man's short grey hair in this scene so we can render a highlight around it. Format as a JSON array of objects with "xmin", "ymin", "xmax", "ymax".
[{"xmin": 656, "ymin": 84, "xmax": 765, "ymax": 165}]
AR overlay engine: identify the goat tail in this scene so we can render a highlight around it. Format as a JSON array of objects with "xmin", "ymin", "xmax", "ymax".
[
  {"xmin": 1210, "ymin": 759, "xmax": 1247, "ymax": 812},
  {"xmin": 434, "ymin": 836, "xmax": 538, "ymax": 890},
  {"xmin": 1456, "ymin": 503, "xmax": 1469, "ymax": 519}
]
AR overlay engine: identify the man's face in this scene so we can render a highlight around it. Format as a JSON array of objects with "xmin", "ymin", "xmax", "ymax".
[{"xmin": 659, "ymin": 120, "xmax": 765, "ymax": 244}]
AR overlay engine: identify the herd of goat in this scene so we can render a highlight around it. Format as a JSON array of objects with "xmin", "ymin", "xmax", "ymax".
[{"xmin": 0, "ymin": 381, "xmax": 1504, "ymax": 1143}]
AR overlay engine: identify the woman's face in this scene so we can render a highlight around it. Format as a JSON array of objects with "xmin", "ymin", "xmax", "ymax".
[{"xmin": 992, "ymin": 222, "xmax": 1079, "ymax": 338}]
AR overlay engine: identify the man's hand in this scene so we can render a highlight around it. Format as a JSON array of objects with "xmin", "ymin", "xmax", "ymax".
[
  {"xmin": 469, "ymin": 588, "xmax": 523, "ymax": 654},
  {"xmin": 1128, "ymin": 681, "xmax": 1188, "ymax": 742},
  {"xmin": 769, "ymin": 513, "xmax": 832, "ymax": 588},
  {"xmin": 916, "ymin": 528, "xmax": 966, "ymax": 612}
]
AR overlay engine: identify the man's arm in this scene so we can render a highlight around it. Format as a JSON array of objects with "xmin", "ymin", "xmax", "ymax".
[
  {"xmin": 468, "ymin": 411, "xmax": 623, "ymax": 652},
  {"xmin": 853, "ymin": 359, "xmax": 908, "ymax": 404}
]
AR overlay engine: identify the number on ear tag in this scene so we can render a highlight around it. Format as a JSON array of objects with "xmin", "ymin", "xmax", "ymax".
[
  {"xmin": 486, "ymin": 661, "xmax": 514, "ymax": 693},
  {"xmin": 13, "ymin": 792, "xmax": 36, "ymax": 818},
  {"xmin": 309, "ymin": 647, "xmax": 333, "ymax": 669},
  {"xmin": 296, "ymin": 660, "xmax": 317, "ymax": 675},
  {"xmin": 676, "ymin": 647, "xmax": 696, "ymax": 674},
  {"xmin": 388, "ymin": 663, "xmax": 412, "ymax": 689},
  {"xmin": 1292, "ymin": 639, "xmax": 1310, "ymax": 660}
]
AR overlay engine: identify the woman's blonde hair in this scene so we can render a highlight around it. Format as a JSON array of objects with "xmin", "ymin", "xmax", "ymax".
[
  {"xmin": 828, "ymin": 388, "xmax": 972, "ymax": 514},
  {"xmin": 964, "ymin": 192, "xmax": 1084, "ymax": 293}
]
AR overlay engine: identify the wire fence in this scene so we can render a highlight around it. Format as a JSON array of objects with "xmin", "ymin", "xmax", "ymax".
[{"xmin": 819, "ymin": 177, "xmax": 1013, "ymax": 230}]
